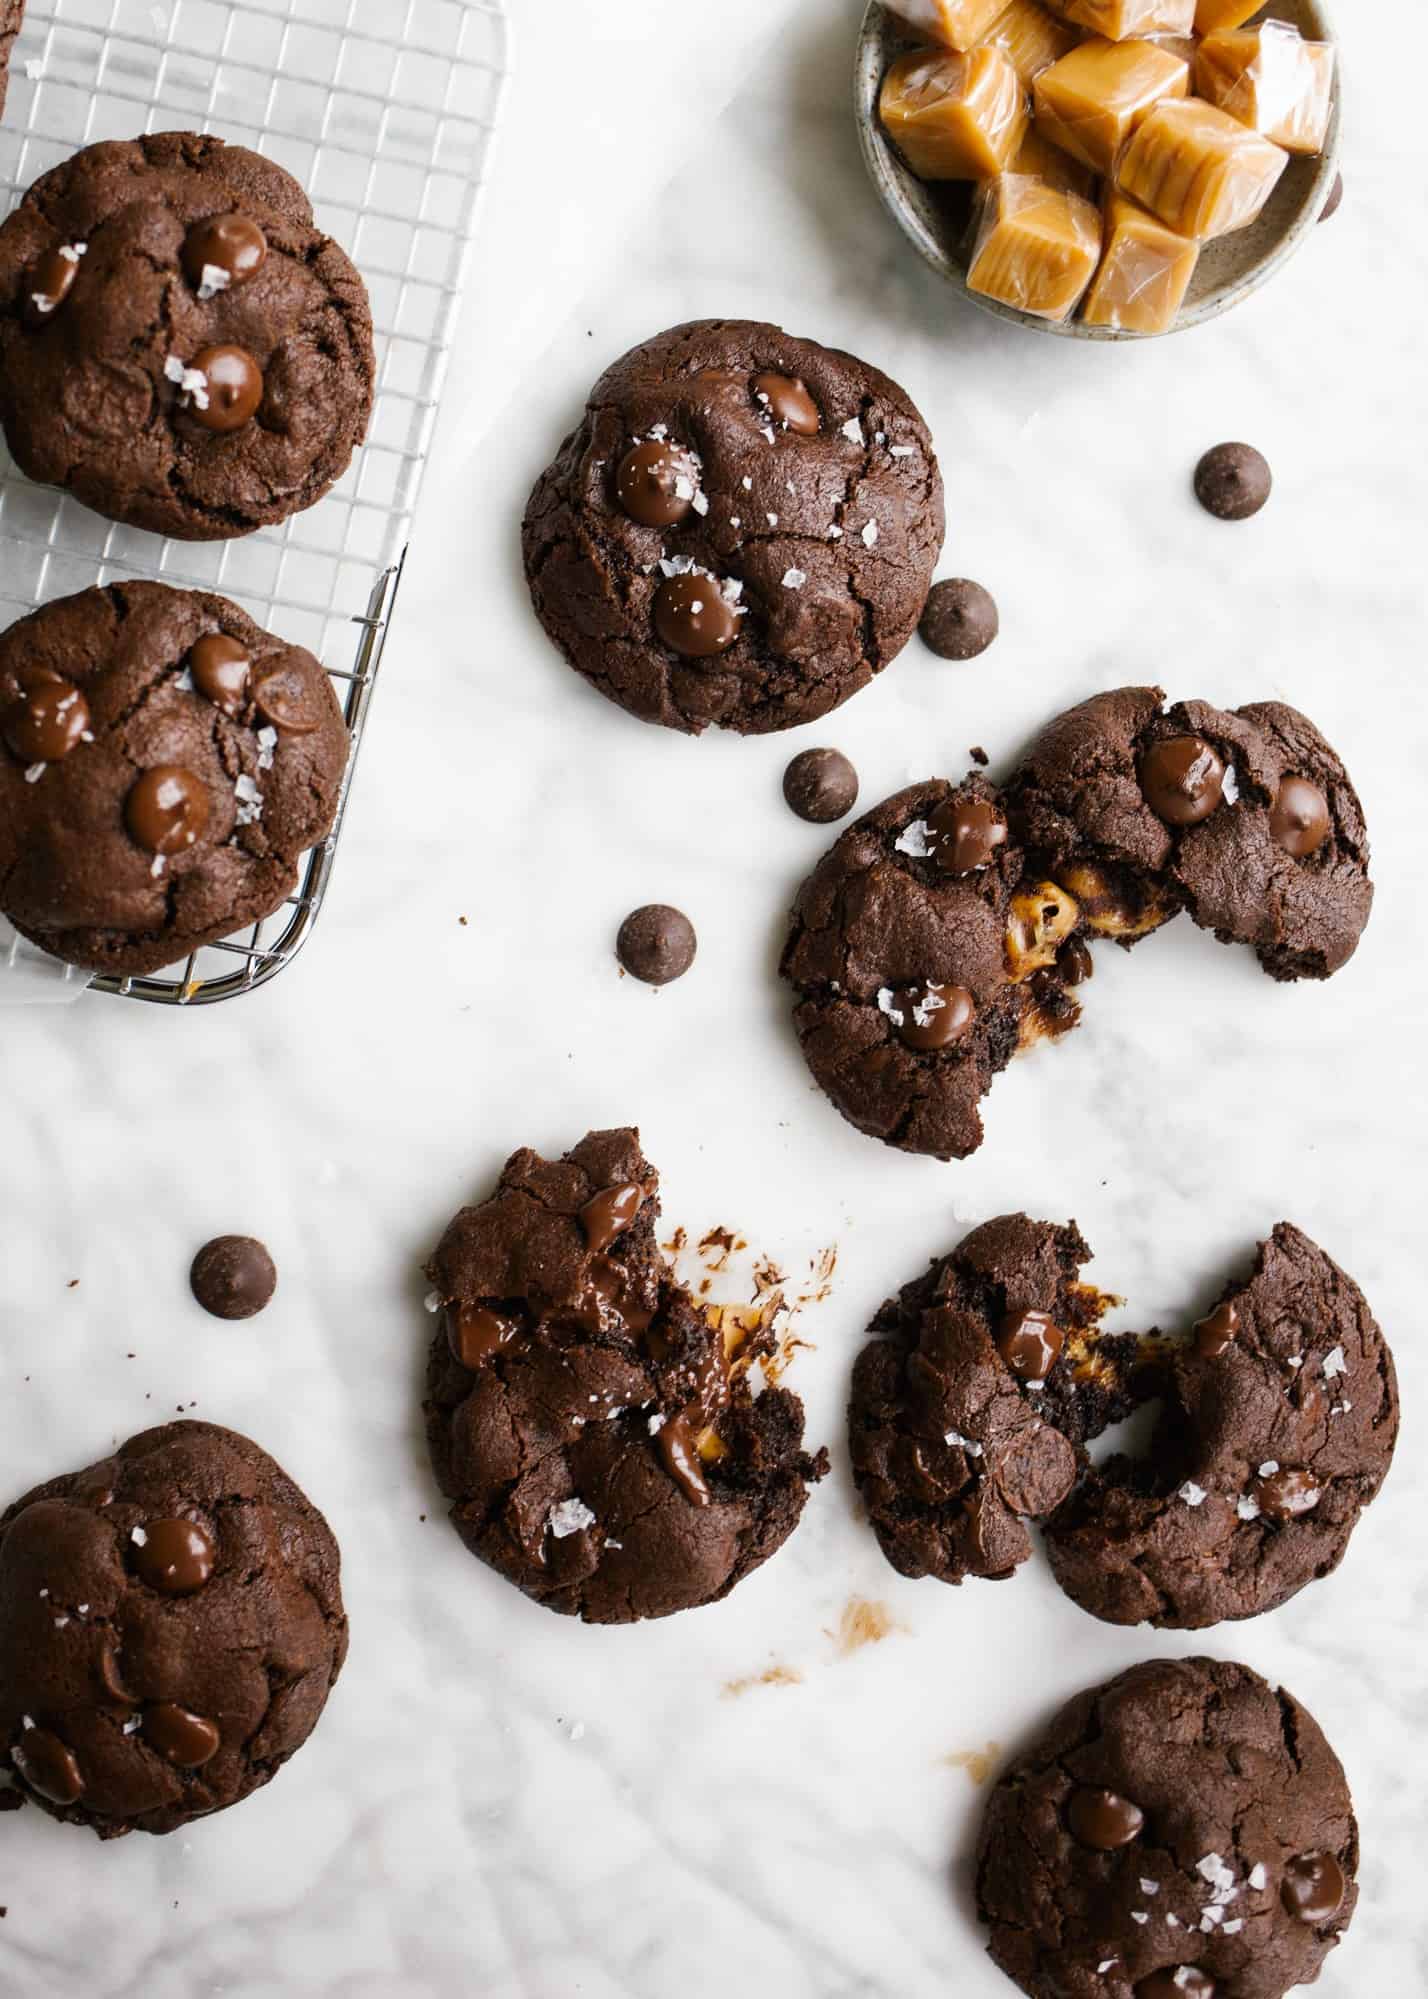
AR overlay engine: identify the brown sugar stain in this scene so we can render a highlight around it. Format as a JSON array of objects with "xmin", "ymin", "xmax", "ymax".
[
  {"xmin": 831, "ymin": 1596, "xmax": 903, "ymax": 1656},
  {"xmin": 722, "ymin": 1665, "xmax": 804, "ymax": 1699},
  {"xmin": 945, "ymin": 1741, "xmax": 1002, "ymax": 1786}
]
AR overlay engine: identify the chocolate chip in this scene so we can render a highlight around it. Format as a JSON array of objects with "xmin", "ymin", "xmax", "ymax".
[
  {"xmin": 615, "ymin": 438, "xmax": 698, "ymax": 528},
  {"xmin": 1138, "ymin": 735, "xmax": 1226, "ymax": 827},
  {"xmin": 189, "ymin": 1235, "xmax": 276, "ymax": 1320},
  {"xmin": 131, "ymin": 1518, "xmax": 216, "ymax": 1596},
  {"xmin": 13, "ymin": 1726, "xmax": 85, "ymax": 1805},
  {"xmin": 142, "ymin": 1702, "xmax": 221, "ymax": 1769},
  {"xmin": 653, "ymin": 572, "xmax": 740, "ymax": 657},
  {"xmin": 1282, "ymin": 1850, "xmax": 1346, "ymax": 1924},
  {"xmin": 1270, "ymin": 776, "xmax": 1330, "ymax": 858},
  {"xmin": 252, "ymin": 664, "xmax": 324, "ymax": 735},
  {"xmin": 1318, "ymin": 172, "xmax": 1343, "ymax": 223},
  {"xmin": 189, "ymin": 634, "xmax": 251, "ymax": 717},
  {"xmin": 186, "ymin": 344, "xmax": 263, "ymax": 433},
  {"xmin": 181, "ymin": 214, "xmax": 268, "ymax": 292},
  {"xmin": 2, "ymin": 668, "xmax": 89, "ymax": 763},
  {"xmin": 885, "ymin": 980, "xmax": 975, "ymax": 1051},
  {"xmin": 926, "ymin": 795, "xmax": 1008, "ymax": 875},
  {"xmin": 617, "ymin": 904, "xmax": 697, "ymax": 985},
  {"xmin": 22, "ymin": 246, "xmax": 82, "ymax": 328},
  {"xmin": 752, "ymin": 372, "xmax": 820, "ymax": 435},
  {"xmin": 125, "ymin": 766, "xmax": 209, "ymax": 857},
  {"xmin": 783, "ymin": 747, "xmax": 859, "ymax": 824},
  {"xmin": 1256, "ymin": 1466, "xmax": 1321, "ymax": 1522},
  {"xmin": 1194, "ymin": 442, "xmax": 1272, "ymax": 522},
  {"xmin": 919, "ymin": 579, "xmax": 999, "ymax": 660},
  {"xmin": 447, "ymin": 1304, "xmax": 520, "ymax": 1370},
  {"xmin": 996, "ymin": 1308, "xmax": 1063, "ymax": 1383},
  {"xmin": 580, "ymin": 1183, "xmax": 645, "ymax": 1251},
  {"xmin": 1193, "ymin": 1299, "xmax": 1239, "ymax": 1359},
  {"xmin": 1067, "ymin": 1784, "xmax": 1144, "ymax": 1849},
  {"xmin": 1057, "ymin": 936, "xmax": 1094, "ymax": 986},
  {"xmin": 655, "ymin": 1413, "xmax": 712, "ymax": 1506}
]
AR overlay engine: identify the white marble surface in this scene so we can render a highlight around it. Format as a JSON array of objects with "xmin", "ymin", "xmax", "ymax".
[{"xmin": 2, "ymin": 2, "xmax": 1427, "ymax": 1994}]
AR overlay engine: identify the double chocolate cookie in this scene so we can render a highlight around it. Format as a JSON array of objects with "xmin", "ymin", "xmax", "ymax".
[
  {"xmin": 0, "ymin": 582, "xmax": 348, "ymax": 975},
  {"xmin": 977, "ymin": 1657, "xmax": 1358, "ymax": 1999},
  {"xmin": 0, "ymin": 3, "xmax": 23, "ymax": 122},
  {"xmin": 783, "ymin": 687, "xmax": 1371, "ymax": 1160},
  {"xmin": 522, "ymin": 319, "xmax": 944, "ymax": 734},
  {"xmin": 424, "ymin": 1128, "xmax": 827, "ymax": 1623},
  {"xmin": 0, "ymin": 132, "xmax": 373, "ymax": 539},
  {"xmin": 0, "ymin": 1422, "xmax": 347, "ymax": 1838},
  {"xmin": 851, "ymin": 1216, "xmax": 1397, "ymax": 1628}
]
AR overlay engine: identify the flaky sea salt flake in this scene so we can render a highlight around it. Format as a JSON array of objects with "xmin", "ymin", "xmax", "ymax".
[
  {"xmin": 862, "ymin": 520, "xmax": 879, "ymax": 547},
  {"xmin": 781, "ymin": 567, "xmax": 807, "ymax": 590},
  {"xmin": 1179, "ymin": 1481, "xmax": 1207, "ymax": 1507},
  {"xmin": 548, "ymin": 1498, "xmax": 596, "ymax": 1539},
  {"xmin": 895, "ymin": 819, "xmax": 934, "ymax": 858},
  {"xmin": 1322, "ymin": 1344, "xmax": 1347, "ymax": 1377},
  {"xmin": 841, "ymin": 418, "xmax": 863, "ymax": 445}
]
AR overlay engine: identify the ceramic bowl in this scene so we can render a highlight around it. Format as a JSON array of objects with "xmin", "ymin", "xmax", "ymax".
[{"xmin": 854, "ymin": 1, "xmax": 1341, "ymax": 338}]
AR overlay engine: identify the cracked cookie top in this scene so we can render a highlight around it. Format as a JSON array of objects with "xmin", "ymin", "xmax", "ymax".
[
  {"xmin": 521, "ymin": 318, "xmax": 944, "ymax": 735},
  {"xmin": 0, "ymin": 1421, "xmax": 347, "ymax": 1839},
  {"xmin": 0, "ymin": 131, "xmax": 374, "ymax": 540},
  {"xmin": 423, "ymin": 1127, "xmax": 828, "ymax": 1623},
  {"xmin": 977, "ymin": 1657, "xmax": 1358, "ymax": 1999},
  {"xmin": 0, "ymin": 581, "xmax": 348, "ymax": 976}
]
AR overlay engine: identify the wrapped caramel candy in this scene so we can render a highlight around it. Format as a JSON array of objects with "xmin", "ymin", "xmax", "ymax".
[
  {"xmin": 1117, "ymin": 97, "xmax": 1288, "ymax": 238},
  {"xmin": 1193, "ymin": 0, "xmax": 1261, "ymax": 32},
  {"xmin": 1044, "ymin": 0, "xmax": 1194, "ymax": 38},
  {"xmin": 981, "ymin": 0, "xmax": 1079, "ymax": 83},
  {"xmin": 880, "ymin": 45, "xmax": 1029, "ymax": 180},
  {"xmin": 1010, "ymin": 122, "xmax": 1097, "ymax": 199},
  {"xmin": 1082, "ymin": 186, "xmax": 1200, "ymax": 331},
  {"xmin": 967, "ymin": 174, "xmax": 1102, "ymax": 320},
  {"xmin": 1195, "ymin": 23, "xmax": 1336, "ymax": 155},
  {"xmin": 1034, "ymin": 36, "xmax": 1189, "ymax": 176},
  {"xmin": 888, "ymin": 0, "xmax": 1016, "ymax": 50}
]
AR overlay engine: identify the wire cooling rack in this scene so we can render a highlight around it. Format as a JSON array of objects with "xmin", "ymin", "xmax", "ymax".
[{"xmin": 0, "ymin": 0, "xmax": 508, "ymax": 1005}]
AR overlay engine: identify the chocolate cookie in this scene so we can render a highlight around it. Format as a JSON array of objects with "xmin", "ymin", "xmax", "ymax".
[
  {"xmin": 0, "ymin": 582, "xmax": 348, "ymax": 976},
  {"xmin": 0, "ymin": 3, "xmax": 23, "ymax": 122},
  {"xmin": 1044, "ymin": 1222, "xmax": 1398, "ymax": 1629},
  {"xmin": 0, "ymin": 1421, "xmax": 347, "ymax": 1839},
  {"xmin": 976, "ymin": 1657, "xmax": 1358, "ymax": 1999},
  {"xmin": 1006, "ymin": 685, "xmax": 1372, "ymax": 981},
  {"xmin": 780, "ymin": 776, "xmax": 1081, "ymax": 1160},
  {"xmin": 850, "ymin": 1215, "xmax": 1146, "ymax": 1585},
  {"xmin": 0, "ymin": 132, "xmax": 373, "ymax": 540},
  {"xmin": 423, "ymin": 1128, "xmax": 828, "ymax": 1623},
  {"xmin": 521, "ymin": 319, "xmax": 944, "ymax": 735}
]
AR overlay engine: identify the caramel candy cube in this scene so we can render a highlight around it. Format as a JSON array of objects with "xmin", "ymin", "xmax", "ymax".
[
  {"xmin": 1195, "ymin": 24, "xmax": 1336, "ymax": 155},
  {"xmin": 967, "ymin": 175, "xmax": 1102, "ymax": 320},
  {"xmin": 1045, "ymin": 0, "xmax": 1194, "ymax": 39},
  {"xmin": 981, "ymin": 0, "xmax": 1078, "ymax": 83},
  {"xmin": 1117, "ymin": 97, "xmax": 1288, "ymax": 238},
  {"xmin": 1010, "ymin": 123, "xmax": 1097, "ymax": 199},
  {"xmin": 1193, "ymin": 0, "xmax": 1261, "ymax": 32},
  {"xmin": 880, "ymin": 46, "xmax": 1028, "ymax": 180},
  {"xmin": 1035, "ymin": 38, "xmax": 1189, "ymax": 177},
  {"xmin": 888, "ymin": 0, "xmax": 1014, "ymax": 50},
  {"xmin": 1082, "ymin": 187, "xmax": 1200, "ymax": 331}
]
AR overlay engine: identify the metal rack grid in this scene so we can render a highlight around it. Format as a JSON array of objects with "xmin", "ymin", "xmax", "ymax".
[{"xmin": 0, "ymin": 0, "xmax": 508, "ymax": 1005}]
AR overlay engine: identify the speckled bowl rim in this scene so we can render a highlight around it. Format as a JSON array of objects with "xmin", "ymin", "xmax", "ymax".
[{"xmin": 854, "ymin": 1, "xmax": 1341, "ymax": 339}]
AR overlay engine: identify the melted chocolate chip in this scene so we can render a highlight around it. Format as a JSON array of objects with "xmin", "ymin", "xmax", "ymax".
[
  {"xmin": 447, "ymin": 1304, "xmax": 521, "ymax": 1369},
  {"xmin": 189, "ymin": 1235, "xmax": 276, "ymax": 1320},
  {"xmin": 616, "ymin": 438, "xmax": 699, "ymax": 528},
  {"xmin": 616, "ymin": 904, "xmax": 697, "ymax": 986},
  {"xmin": 125, "ymin": 767, "xmax": 210, "ymax": 857},
  {"xmin": 1194, "ymin": 441, "xmax": 1272, "ymax": 522},
  {"xmin": 190, "ymin": 634, "xmax": 251, "ymax": 717},
  {"xmin": 2, "ymin": 668, "xmax": 89, "ymax": 763},
  {"xmin": 22, "ymin": 246, "xmax": 82, "ymax": 328},
  {"xmin": 1256, "ymin": 1466, "xmax": 1322, "ymax": 1522},
  {"xmin": 919, "ymin": 578, "xmax": 999, "ymax": 660},
  {"xmin": 574, "ymin": 1255, "xmax": 654, "ymax": 1338},
  {"xmin": 182, "ymin": 214, "xmax": 268, "ymax": 292},
  {"xmin": 1193, "ymin": 1298, "xmax": 1239, "ymax": 1359},
  {"xmin": 996, "ymin": 1308, "xmax": 1064, "ymax": 1383},
  {"xmin": 1270, "ymin": 776, "xmax": 1330, "ymax": 858},
  {"xmin": 131, "ymin": 1518, "xmax": 216, "ymax": 1596},
  {"xmin": 653, "ymin": 571, "xmax": 740, "ymax": 658},
  {"xmin": 142, "ymin": 1702, "xmax": 221, "ymax": 1769},
  {"xmin": 1067, "ymin": 1784, "xmax": 1144, "ymax": 1849},
  {"xmin": 1139, "ymin": 735, "xmax": 1226, "ymax": 827},
  {"xmin": 752, "ymin": 372, "xmax": 820, "ymax": 435},
  {"xmin": 887, "ymin": 981, "xmax": 975, "ymax": 1051},
  {"xmin": 252, "ymin": 664, "xmax": 324, "ymax": 735},
  {"xmin": 927, "ymin": 795, "xmax": 1008, "ymax": 876},
  {"xmin": 187, "ymin": 345, "xmax": 263, "ymax": 433},
  {"xmin": 580, "ymin": 1183, "xmax": 645, "ymax": 1252},
  {"xmin": 1282, "ymin": 1849, "xmax": 1346, "ymax": 1924},
  {"xmin": 655, "ymin": 1413, "xmax": 711, "ymax": 1507},
  {"xmin": 1057, "ymin": 936, "xmax": 1094, "ymax": 986},
  {"xmin": 1136, "ymin": 1971, "xmax": 1214, "ymax": 1999},
  {"xmin": 97, "ymin": 1643, "xmax": 138, "ymax": 1707},
  {"xmin": 783, "ymin": 747, "xmax": 859, "ymax": 824},
  {"xmin": 13, "ymin": 1726, "xmax": 84, "ymax": 1805}
]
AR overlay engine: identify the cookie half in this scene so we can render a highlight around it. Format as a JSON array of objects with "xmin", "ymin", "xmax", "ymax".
[
  {"xmin": 0, "ymin": 582, "xmax": 348, "ymax": 975},
  {"xmin": 0, "ymin": 132, "xmax": 374, "ymax": 539},
  {"xmin": 0, "ymin": 1422, "xmax": 347, "ymax": 1839},
  {"xmin": 977, "ymin": 1657, "xmax": 1358, "ymax": 1999},
  {"xmin": 522, "ymin": 318, "xmax": 944, "ymax": 735},
  {"xmin": 423, "ymin": 1128, "xmax": 827, "ymax": 1623}
]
